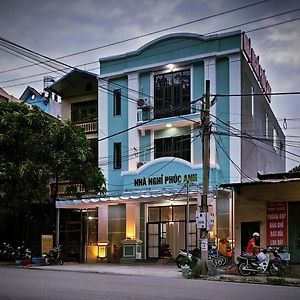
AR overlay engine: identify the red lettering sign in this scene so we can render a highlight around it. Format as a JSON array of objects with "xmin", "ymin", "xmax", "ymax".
[
  {"xmin": 267, "ymin": 202, "xmax": 287, "ymax": 247},
  {"xmin": 242, "ymin": 32, "xmax": 272, "ymax": 103}
]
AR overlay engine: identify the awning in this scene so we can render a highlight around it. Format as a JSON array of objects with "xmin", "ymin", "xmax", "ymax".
[{"xmin": 56, "ymin": 185, "xmax": 204, "ymax": 209}]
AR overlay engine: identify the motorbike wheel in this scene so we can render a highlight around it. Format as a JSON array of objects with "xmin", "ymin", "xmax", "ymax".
[
  {"xmin": 219, "ymin": 255, "xmax": 227, "ymax": 266},
  {"xmin": 57, "ymin": 257, "xmax": 64, "ymax": 265},
  {"xmin": 44, "ymin": 257, "xmax": 51, "ymax": 266},
  {"xmin": 238, "ymin": 262, "xmax": 251, "ymax": 276},
  {"xmin": 269, "ymin": 261, "xmax": 283, "ymax": 276}
]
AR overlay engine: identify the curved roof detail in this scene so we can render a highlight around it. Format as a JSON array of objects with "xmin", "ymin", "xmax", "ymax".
[{"xmin": 99, "ymin": 31, "xmax": 241, "ymax": 63}]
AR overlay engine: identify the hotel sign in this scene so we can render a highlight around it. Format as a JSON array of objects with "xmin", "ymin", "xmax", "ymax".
[
  {"xmin": 243, "ymin": 32, "xmax": 272, "ymax": 102},
  {"xmin": 134, "ymin": 173, "xmax": 197, "ymax": 187}
]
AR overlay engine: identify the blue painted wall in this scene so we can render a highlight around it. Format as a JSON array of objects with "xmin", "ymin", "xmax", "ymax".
[{"xmin": 108, "ymin": 77, "xmax": 129, "ymax": 193}]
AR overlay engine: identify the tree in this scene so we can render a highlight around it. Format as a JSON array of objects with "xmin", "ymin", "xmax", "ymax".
[{"xmin": 0, "ymin": 101, "xmax": 106, "ymax": 229}]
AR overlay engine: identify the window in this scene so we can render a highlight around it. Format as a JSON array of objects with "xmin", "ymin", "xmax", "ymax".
[
  {"xmin": 154, "ymin": 134, "xmax": 191, "ymax": 162},
  {"xmin": 154, "ymin": 70, "xmax": 190, "ymax": 119},
  {"xmin": 71, "ymin": 100, "xmax": 97, "ymax": 122},
  {"xmin": 113, "ymin": 142, "xmax": 122, "ymax": 169},
  {"xmin": 113, "ymin": 89, "xmax": 121, "ymax": 116}
]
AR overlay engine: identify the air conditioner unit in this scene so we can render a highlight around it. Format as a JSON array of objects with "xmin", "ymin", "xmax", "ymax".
[{"xmin": 137, "ymin": 98, "xmax": 150, "ymax": 108}]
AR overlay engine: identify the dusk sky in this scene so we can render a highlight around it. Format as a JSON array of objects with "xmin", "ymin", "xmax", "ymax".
[{"xmin": 1, "ymin": 0, "xmax": 299, "ymax": 171}]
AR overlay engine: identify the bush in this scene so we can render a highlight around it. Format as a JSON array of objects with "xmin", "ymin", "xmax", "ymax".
[{"xmin": 190, "ymin": 265, "xmax": 203, "ymax": 279}]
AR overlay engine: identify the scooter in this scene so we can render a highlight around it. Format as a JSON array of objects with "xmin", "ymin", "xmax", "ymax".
[
  {"xmin": 237, "ymin": 249, "xmax": 281, "ymax": 276},
  {"xmin": 16, "ymin": 242, "xmax": 32, "ymax": 259},
  {"xmin": 175, "ymin": 248, "xmax": 200, "ymax": 268},
  {"xmin": 42, "ymin": 245, "xmax": 64, "ymax": 266}
]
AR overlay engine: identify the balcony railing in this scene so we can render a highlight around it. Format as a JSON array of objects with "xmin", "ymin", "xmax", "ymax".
[
  {"xmin": 51, "ymin": 182, "xmax": 94, "ymax": 198},
  {"xmin": 74, "ymin": 120, "xmax": 98, "ymax": 134},
  {"xmin": 137, "ymin": 102, "xmax": 201, "ymax": 123}
]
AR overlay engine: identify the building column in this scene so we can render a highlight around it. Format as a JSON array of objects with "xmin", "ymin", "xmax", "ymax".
[
  {"xmin": 127, "ymin": 72, "xmax": 140, "ymax": 170},
  {"xmin": 55, "ymin": 208, "xmax": 60, "ymax": 247},
  {"xmin": 203, "ymin": 57, "xmax": 217, "ymax": 166},
  {"xmin": 229, "ymin": 53, "xmax": 242, "ymax": 182},
  {"xmin": 98, "ymin": 78, "xmax": 109, "ymax": 179}
]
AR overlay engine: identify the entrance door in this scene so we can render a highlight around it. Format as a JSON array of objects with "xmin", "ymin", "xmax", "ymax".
[
  {"xmin": 241, "ymin": 221, "xmax": 260, "ymax": 253},
  {"xmin": 147, "ymin": 223, "xmax": 160, "ymax": 258},
  {"xmin": 289, "ymin": 202, "xmax": 300, "ymax": 263}
]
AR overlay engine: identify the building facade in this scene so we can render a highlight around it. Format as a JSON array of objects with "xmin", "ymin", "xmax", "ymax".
[
  {"xmin": 222, "ymin": 171, "xmax": 300, "ymax": 264},
  {"xmin": 50, "ymin": 31, "xmax": 285, "ymax": 262}
]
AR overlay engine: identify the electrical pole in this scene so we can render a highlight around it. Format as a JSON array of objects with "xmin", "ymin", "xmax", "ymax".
[{"xmin": 200, "ymin": 80, "xmax": 210, "ymax": 274}]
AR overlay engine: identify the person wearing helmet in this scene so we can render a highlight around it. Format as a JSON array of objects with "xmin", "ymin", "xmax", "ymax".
[{"xmin": 246, "ymin": 232, "xmax": 260, "ymax": 256}]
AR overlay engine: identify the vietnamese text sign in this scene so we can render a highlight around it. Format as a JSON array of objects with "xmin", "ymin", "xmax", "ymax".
[{"xmin": 266, "ymin": 202, "xmax": 287, "ymax": 247}]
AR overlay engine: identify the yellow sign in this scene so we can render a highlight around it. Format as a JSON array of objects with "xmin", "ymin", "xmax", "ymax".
[{"xmin": 41, "ymin": 235, "xmax": 53, "ymax": 254}]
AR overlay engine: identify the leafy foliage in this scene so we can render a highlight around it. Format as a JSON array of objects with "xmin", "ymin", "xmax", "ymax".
[{"xmin": 0, "ymin": 101, "xmax": 106, "ymax": 220}]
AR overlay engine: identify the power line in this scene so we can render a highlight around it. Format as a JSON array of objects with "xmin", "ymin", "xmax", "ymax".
[
  {"xmin": 0, "ymin": 0, "xmax": 270, "ymax": 75},
  {"xmin": 3, "ymin": 9, "xmax": 300, "ymax": 89}
]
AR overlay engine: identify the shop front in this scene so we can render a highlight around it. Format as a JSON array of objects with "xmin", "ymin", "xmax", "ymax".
[
  {"xmin": 222, "ymin": 172, "xmax": 300, "ymax": 263},
  {"xmin": 56, "ymin": 157, "xmax": 222, "ymax": 262}
]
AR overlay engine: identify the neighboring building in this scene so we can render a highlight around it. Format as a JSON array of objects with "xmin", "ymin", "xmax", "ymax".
[
  {"xmin": 20, "ymin": 81, "xmax": 61, "ymax": 119},
  {"xmin": 0, "ymin": 87, "xmax": 19, "ymax": 102},
  {"xmin": 49, "ymin": 31, "xmax": 285, "ymax": 263},
  {"xmin": 221, "ymin": 171, "xmax": 300, "ymax": 264}
]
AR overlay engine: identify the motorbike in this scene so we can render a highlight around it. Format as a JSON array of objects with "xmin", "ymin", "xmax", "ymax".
[
  {"xmin": 176, "ymin": 246, "xmax": 227, "ymax": 269},
  {"xmin": 16, "ymin": 242, "xmax": 32, "ymax": 259},
  {"xmin": 175, "ymin": 248, "xmax": 200, "ymax": 268},
  {"xmin": 237, "ymin": 249, "xmax": 282, "ymax": 276},
  {"xmin": 42, "ymin": 245, "xmax": 64, "ymax": 266},
  {"xmin": 0, "ymin": 242, "xmax": 16, "ymax": 261}
]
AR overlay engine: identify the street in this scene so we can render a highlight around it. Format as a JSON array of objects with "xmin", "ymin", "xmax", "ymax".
[{"xmin": 0, "ymin": 267, "xmax": 299, "ymax": 300}]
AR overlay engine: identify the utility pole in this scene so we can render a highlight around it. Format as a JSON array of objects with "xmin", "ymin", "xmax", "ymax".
[{"xmin": 200, "ymin": 80, "xmax": 210, "ymax": 274}]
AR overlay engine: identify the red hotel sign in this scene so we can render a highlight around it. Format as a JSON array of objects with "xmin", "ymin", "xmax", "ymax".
[
  {"xmin": 266, "ymin": 202, "xmax": 287, "ymax": 247},
  {"xmin": 243, "ymin": 32, "xmax": 272, "ymax": 103}
]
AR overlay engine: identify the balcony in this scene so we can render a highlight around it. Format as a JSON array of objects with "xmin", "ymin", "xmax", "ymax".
[
  {"xmin": 74, "ymin": 120, "xmax": 98, "ymax": 137},
  {"xmin": 51, "ymin": 182, "xmax": 96, "ymax": 199}
]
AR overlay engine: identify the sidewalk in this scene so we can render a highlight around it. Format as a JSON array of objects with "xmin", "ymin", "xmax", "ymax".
[{"xmin": 26, "ymin": 262, "xmax": 300, "ymax": 286}]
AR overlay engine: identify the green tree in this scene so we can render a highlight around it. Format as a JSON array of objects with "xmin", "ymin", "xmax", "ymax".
[{"xmin": 0, "ymin": 101, "xmax": 106, "ymax": 225}]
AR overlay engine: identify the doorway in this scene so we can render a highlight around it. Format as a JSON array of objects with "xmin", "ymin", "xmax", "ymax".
[{"xmin": 241, "ymin": 221, "xmax": 260, "ymax": 253}]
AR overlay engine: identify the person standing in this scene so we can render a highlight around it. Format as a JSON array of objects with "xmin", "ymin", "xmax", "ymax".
[{"xmin": 246, "ymin": 232, "xmax": 260, "ymax": 256}]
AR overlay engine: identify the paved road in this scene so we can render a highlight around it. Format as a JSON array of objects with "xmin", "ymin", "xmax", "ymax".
[{"xmin": 0, "ymin": 267, "xmax": 299, "ymax": 300}]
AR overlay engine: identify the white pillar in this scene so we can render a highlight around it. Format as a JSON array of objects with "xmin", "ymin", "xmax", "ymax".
[
  {"xmin": 229, "ymin": 54, "xmax": 242, "ymax": 183},
  {"xmin": 98, "ymin": 79, "xmax": 109, "ymax": 179},
  {"xmin": 127, "ymin": 72, "xmax": 140, "ymax": 171},
  {"xmin": 204, "ymin": 57, "xmax": 216, "ymax": 166},
  {"xmin": 98, "ymin": 205, "xmax": 108, "ymax": 243}
]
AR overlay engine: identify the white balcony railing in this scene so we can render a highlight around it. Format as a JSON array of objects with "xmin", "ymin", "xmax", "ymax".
[{"xmin": 75, "ymin": 120, "xmax": 98, "ymax": 134}]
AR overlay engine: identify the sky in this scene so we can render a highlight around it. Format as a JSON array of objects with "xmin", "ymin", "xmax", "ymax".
[{"xmin": 0, "ymin": 0, "xmax": 300, "ymax": 171}]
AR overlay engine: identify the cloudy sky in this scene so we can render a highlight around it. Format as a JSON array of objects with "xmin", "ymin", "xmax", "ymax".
[{"xmin": 1, "ymin": 0, "xmax": 300, "ymax": 171}]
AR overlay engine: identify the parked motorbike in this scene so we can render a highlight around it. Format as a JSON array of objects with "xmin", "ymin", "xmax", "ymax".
[
  {"xmin": 175, "ymin": 248, "xmax": 200, "ymax": 268},
  {"xmin": 176, "ymin": 245, "xmax": 227, "ymax": 269},
  {"xmin": 0, "ymin": 242, "xmax": 16, "ymax": 261},
  {"xmin": 237, "ymin": 249, "xmax": 282, "ymax": 276},
  {"xmin": 16, "ymin": 242, "xmax": 32, "ymax": 259},
  {"xmin": 42, "ymin": 245, "xmax": 64, "ymax": 266}
]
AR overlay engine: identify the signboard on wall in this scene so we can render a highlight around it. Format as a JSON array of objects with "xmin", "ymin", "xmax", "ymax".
[{"xmin": 266, "ymin": 202, "xmax": 287, "ymax": 247}]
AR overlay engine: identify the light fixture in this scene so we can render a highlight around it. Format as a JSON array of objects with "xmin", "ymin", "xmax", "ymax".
[
  {"xmin": 167, "ymin": 64, "xmax": 175, "ymax": 72},
  {"xmin": 88, "ymin": 216, "xmax": 94, "ymax": 220},
  {"xmin": 166, "ymin": 123, "xmax": 172, "ymax": 128}
]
